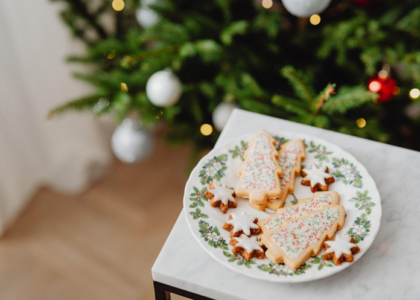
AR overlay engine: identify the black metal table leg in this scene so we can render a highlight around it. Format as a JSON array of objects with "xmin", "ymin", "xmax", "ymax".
[
  {"xmin": 153, "ymin": 281, "xmax": 214, "ymax": 300},
  {"xmin": 154, "ymin": 281, "xmax": 171, "ymax": 300}
]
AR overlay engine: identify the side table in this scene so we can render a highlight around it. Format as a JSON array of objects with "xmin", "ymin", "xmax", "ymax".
[{"xmin": 152, "ymin": 109, "xmax": 420, "ymax": 300}]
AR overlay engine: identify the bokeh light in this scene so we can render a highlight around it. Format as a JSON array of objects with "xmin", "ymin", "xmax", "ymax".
[
  {"xmin": 378, "ymin": 70, "xmax": 388, "ymax": 79},
  {"xmin": 409, "ymin": 88, "xmax": 420, "ymax": 99},
  {"xmin": 121, "ymin": 82, "xmax": 128, "ymax": 92},
  {"xmin": 356, "ymin": 118, "xmax": 366, "ymax": 128},
  {"xmin": 369, "ymin": 81, "xmax": 381, "ymax": 93},
  {"xmin": 112, "ymin": 0, "xmax": 125, "ymax": 11},
  {"xmin": 107, "ymin": 50, "xmax": 116, "ymax": 59},
  {"xmin": 310, "ymin": 14, "xmax": 321, "ymax": 25},
  {"xmin": 262, "ymin": 0, "xmax": 273, "ymax": 9},
  {"xmin": 200, "ymin": 124, "xmax": 213, "ymax": 136}
]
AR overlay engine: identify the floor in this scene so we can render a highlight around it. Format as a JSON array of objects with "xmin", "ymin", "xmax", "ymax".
[{"xmin": 0, "ymin": 138, "xmax": 192, "ymax": 300}]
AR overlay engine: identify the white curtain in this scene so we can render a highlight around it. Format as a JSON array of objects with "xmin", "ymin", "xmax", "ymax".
[{"xmin": 0, "ymin": 0, "xmax": 112, "ymax": 234}]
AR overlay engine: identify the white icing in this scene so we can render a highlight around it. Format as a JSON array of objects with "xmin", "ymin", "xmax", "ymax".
[
  {"xmin": 209, "ymin": 182, "xmax": 236, "ymax": 205},
  {"xmin": 325, "ymin": 235, "xmax": 355, "ymax": 258},
  {"xmin": 233, "ymin": 235, "xmax": 264, "ymax": 253},
  {"xmin": 270, "ymin": 207, "xmax": 341, "ymax": 258},
  {"xmin": 226, "ymin": 211, "xmax": 259, "ymax": 236},
  {"xmin": 241, "ymin": 132, "xmax": 278, "ymax": 190},
  {"xmin": 302, "ymin": 164, "xmax": 334, "ymax": 187}
]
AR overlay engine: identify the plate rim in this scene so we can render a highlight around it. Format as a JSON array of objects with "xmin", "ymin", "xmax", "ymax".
[{"xmin": 183, "ymin": 131, "xmax": 382, "ymax": 283}]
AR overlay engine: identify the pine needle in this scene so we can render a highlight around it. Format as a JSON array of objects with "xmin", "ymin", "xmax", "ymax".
[{"xmin": 281, "ymin": 66, "xmax": 315, "ymax": 105}]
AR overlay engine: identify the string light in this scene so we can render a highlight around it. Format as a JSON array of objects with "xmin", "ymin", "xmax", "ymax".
[
  {"xmin": 309, "ymin": 14, "xmax": 321, "ymax": 25},
  {"xmin": 378, "ymin": 70, "xmax": 388, "ymax": 79},
  {"xmin": 356, "ymin": 118, "xmax": 366, "ymax": 128},
  {"xmin": 262, "ymin": 0, "xmax": 273, "ymax": 9},
  {"xmin": 155, "ymin": 110, "xmax": 163, "ymax": 119},
  {"xmin": 393, "ymin": 86, "xmax": 400, "ymax": 95},
  {"xmin": 368, "ymin": 80, "xmax": 381, "ymax": 93},
  {"xmin": 200, "ymin": 124, "xmax": 213, "ymax": 136},
  {"xmin": 121, "ymin": 82, "xmax": 128, "ymax": 92},
  {"xmin": 112, "ymin": 0, "xmax": 125, "ymax": 11},
  {"xmin": 107, "ymin": 50, "xmax": 116, "ymax": 59},
  {"xmin": 409, "ymin": 88, "xmax": 420, "ymax": 99}
]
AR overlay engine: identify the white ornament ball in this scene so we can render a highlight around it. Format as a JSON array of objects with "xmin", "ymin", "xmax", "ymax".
[
  {"xmin": 281, "ymin": 0, "xmax": 331, "ymax": 17},
  {"xmin": 146, "ymin": 70, "xmax": 182, "ymax": 107},
  {"xmin": 212, "ymin": 102, "xmax": 239, "ymax": 131},
  {"xmin": 136, "ymin": 7, "xmax": 159, "ymax": 28},
  {"xmin": 111, "ymin": 119, "xmax": 154, "ymax": 164},
  {"xmin": 136, "ymin": 0, "xmax": 160, "ymax": 28}
]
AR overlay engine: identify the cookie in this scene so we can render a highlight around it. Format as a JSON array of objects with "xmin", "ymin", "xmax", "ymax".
[
  {"xmin": 223, "ymin": 211, "xmax": 261, "ymax": 238},
  {"xmin": 259, "ymin": 191, "xmax": 340, "ymax": 233},
  {"xmin": 323, "ymin": 235, "xmax": 360, "ymax": 265},
  {"xmin": 236, "ymin": 129, "xmax": 282, "ymax": 211},
  {"xmin": 261, "ymin": 205, "xmax": 346, "ymax": 269},
  {"xmin": 267, "ymin": 140, "xmax": 306, "ymax": 210},
  {"xmin": 301, "ymin": 164, "xmax": 335, "ymax": 193},
  {"xmin": 229, "ymin": 235, "xmax": 265, "ymax": 261},
  {"xmin": 205, "ymin": 181, "xmax": 236, "ymax": 214}
]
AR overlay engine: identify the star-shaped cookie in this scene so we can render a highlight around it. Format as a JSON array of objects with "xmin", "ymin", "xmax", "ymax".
[
  {"xmin": 323, "ymin": 235, "xmax": 360, "ymax": 265},
  {"xmin": 223, "ymin": 211, "xmax": 261, "ymax": 238},
  {"xmin": 205, "ymin": 181, "xmax": 236, "ymax": 214},
  {"xmin": 301, "ymin": 163, "xmax": 335, "ymax": 192},
  {"xmin": 229, "ymin": 235, "xmax": 265, "ymax": 261}
]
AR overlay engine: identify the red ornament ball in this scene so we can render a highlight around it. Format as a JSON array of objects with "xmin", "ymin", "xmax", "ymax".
[{"xmin": 368, "ymin": 77, "xmax": 397, "ymax": 103}]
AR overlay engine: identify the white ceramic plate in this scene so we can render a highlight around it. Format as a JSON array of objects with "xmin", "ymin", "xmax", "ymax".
[{"xmin": 183, "ymin": 131, "xmax": 381, "ymax": 283}]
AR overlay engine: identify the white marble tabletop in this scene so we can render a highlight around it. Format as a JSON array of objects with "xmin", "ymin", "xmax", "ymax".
[{"xmin": 152, "ymin": 109, "xmax": 420, "ymax": 300}]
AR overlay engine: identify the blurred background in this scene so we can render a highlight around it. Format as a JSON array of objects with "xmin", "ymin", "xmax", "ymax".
[{"xmin": 0, "ymin": 0, "xmax": 419, "ymax": 299}]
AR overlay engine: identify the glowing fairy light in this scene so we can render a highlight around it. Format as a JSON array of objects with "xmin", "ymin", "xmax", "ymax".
[
  {"xmin": 262, "ymin": 0, "xmax": 273, "ymax": 9},
  {"xmin": 112, "ymin": 0, "xmax": 125, "ymax": 11},
  {"xmin": 369, "ymin": 81, "xmax": 381, "ymax": 93},
  {"xmin": 310, "ymin": 14, "xmax": 321, "ymax": 25},
  {"xmin": 200, "ymin": 124, "xmax": 213, "ymax": 136},
  {"xmin": 356, "ymin": 118, "xmax": 366, "ymax": 128},
  {"xmin": 409, "ymin": 88, "xmax": 420, "ymax": 99}
]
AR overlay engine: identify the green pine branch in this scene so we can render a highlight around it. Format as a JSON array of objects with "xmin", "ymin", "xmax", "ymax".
[
  {"xmin": 322, "ymin": 86, "xmax": 378, "ymax": 114},
  {"xmin": 48, "ymin": 94, "xmax": 106, "ymax": 118},
  {"xmin": 50, "ymin": 0, "xmax": 420, "ymax": 155},
  {"xmin": 281, "ymin": 66, "xmax": 315, "ymax": 105},
  {"xmin": 53, "ymin": 0, "xmax": 108, "ymax": 41},
  {"xmin": 272, "ymin": 95, "xmax": 309, "ymax": 116}
]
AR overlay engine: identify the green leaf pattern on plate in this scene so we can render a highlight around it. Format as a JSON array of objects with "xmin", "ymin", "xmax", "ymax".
[
  {"xmin": 223, "ymin": 251, "xmax": 257, "ymax": 268},
  {"xmin": 332, "ymin": 158, "xmax": 363, "ymax": 188},
  {"xmin": 199, "ymin": 220, "xmax": 229, "ymax": 250},
  {"xmin": 189, "ymin": 186, "xmax": 208, "ymax": 208},
  {"xmin": 258, "ymin": 263, "xmax": 312, "ymax": 276},
  {"xmin": 350, "ymin": 190, "xmax": 375, "ymax": 215},
  {"xmin": 189, "ymin": 208, "xmax": 209, "ymax": 220},
  {"xmin": 347, "ymin": 213, "xmax": 371, "ymax": 243},
  {"xmin": 310, "ymin": 255, "xmax": 334, "ymax": 270},
  {"xmin": 307, "ymin": 141, "xmax": 333, "ymax": 165},
  {"xmin": 199, "ymin": 154, "xmax": 228, "ymax": 185},
  {"xmin": 229, "ymin": 140, "xmax": 247, "ymax": 161}
]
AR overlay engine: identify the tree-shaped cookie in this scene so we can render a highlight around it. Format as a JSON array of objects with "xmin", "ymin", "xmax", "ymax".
[
  {"xmin": 301, "ymin": 163, "xmax": 335, "ymax": 192},
  {"xmin": 229, "ymin": 235, "xmax": 265, "ymax": 261},
  {"xmin": 205, "ymin": 181, "xmax": 236, "ymax": 214},
  {"xmin": 261, "ymin": 205, "xmax": 346, "ymax": 269},
  {"xmin": 235, "ymin": 129, "xmax": 282, "ymax": 211},
  {"xmin": 223, "ymin": 211, "xmax": 261, "ymax": 238},
  {"xmin": 267, "ymin": 139, "xmax": 306, "ymax": 210},
  {"xmin": 259, "ymin": 191, "xmax": 340, "ymax": 233},
  {"xmin": 323, "ymin": 235, "xmax": 360, "ymax": 265}
]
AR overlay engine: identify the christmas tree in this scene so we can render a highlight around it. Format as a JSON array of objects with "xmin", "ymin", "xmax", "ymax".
[{"xmin": 49, "ymin": 0, "xmax": 420, "ymax": 158}]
